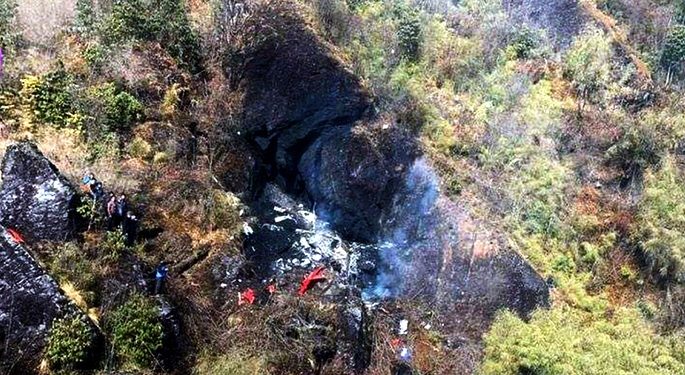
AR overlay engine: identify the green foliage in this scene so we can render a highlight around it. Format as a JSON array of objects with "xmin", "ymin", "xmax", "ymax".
[
  {"xmin": 0, "ymin": 0, "xmax": 17, "ymax": 47},
  {"xmin": 193, "ymin": 353, "xmax": 270, "ymax": 375},
  {"xmin": 103, "ymin": 0, "xmax": 202, "ymax": 73},
  {"xmin": 108, "ymin": 294, "xmax": 163, "ymax": 369},
  {"xmin": 605, "ymin": 109, "xmax": 684, "ymax": 180},
  {"xmin": 46, "ymin": 316, "xmax": 94, "ymax": 371},
  {"xmin": 102, "ymin": 229, "xmax": 127, "ymax": 261},
  {"xmin": 74, "ymin": 0, "xmax": 97, "ymax": 36},
  {"xmin": 49, "ymin": 242, "xmax": 99, "ymax": 306},
  {"xmin": 481, "ymin": 307, "xmax": 685, "ymax": 374},
  {"xmin": 633, "ymin": 155, "xmax": 685, "ymax": 283},
  {"xmin": 88, "ymin": 83, "xmax": 143, "ymax": 132},
  {"xmin": 661, "ymin": 26, "xmax": 685, "ymax": 69},
  {"xmin": 564, "ymin": 28, "xmax": 612, "ymax": 105},
  {"xmin": 396, "ymin": 7, "xmax": 422, "ymax": 61},
  {"xmin": 506, "ymin": 27, "xmax": 541, "ymax": 60},
  {"xmin": 83, "ymin": 43, "xmax": 105, "ymax": 71},
  {"xmin": 20, "ymin": 70, "xmax": 74, "ymax": 127}
]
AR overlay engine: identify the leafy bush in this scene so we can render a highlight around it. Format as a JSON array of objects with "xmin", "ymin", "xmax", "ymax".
[
  {"xmin": 102, "ymin": 229, "xmax": 127, "ymax": 261},
  {"xmin": 88, "ymin": 83, "xmax": 143, "ymax": 132},
  {"xmin": 564, "ymin": 28, "xmax": 612, "ymax": 108},
  {"xmin": 0, "ymin": 0, "xmax": 17, "ymax": 47},
  {"xmin": 49, "ymin": 242, "xmax": 99, "ymax": 305},
  {"xmin": 74, "ymin": 0, "xmax": 97, "ymax": 36},
  {"xmin": 108, "ymin": 294, "xmax": 163, "ymax": 369},
  {"xmin": 661, "ymin": 26, "xmax": 685, "ymax": 70},
  {"xmin": 481, "ymin": 307, "xmax": 685, "ymax": 374},
  {"xmin": 103, "ymin": 0, "xmax": 202, "ymax": 73},
  {"xmin": 605, "ymin": 109, "xmax": 683, "ymax": 181},
  {"xmin": 20, "ymin": 70, "xmax": 74, "ymax": 126},
  {"xmin": 46, "ymin": 316, "xmax": 94, "ymax": 371},
  {"xmin": 506, "ymin": 27, "xmax": 542, "ymax": 60},
  {"xmin": 633, "ymin": 155, "xmax": 685, "ymax": 283},
  {"xmin": 396, "ymin": 7, "xmax": 422, "ymax": 61}
]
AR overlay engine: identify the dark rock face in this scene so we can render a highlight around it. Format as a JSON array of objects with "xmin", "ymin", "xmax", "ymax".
[
  {"xmin": 236, "ymin": 2, "xmax": 369, "ymax": 187},
  {"xmin": 299, "ymin": 123, "xmax": 419, "ymax": 242},
  {"xmin": 0, "ymin": 142, "xmax": 77, "ymax": 243},
  {"xmin": 0, "ymin": 226, "xmax": 95, "ymax": 373}
]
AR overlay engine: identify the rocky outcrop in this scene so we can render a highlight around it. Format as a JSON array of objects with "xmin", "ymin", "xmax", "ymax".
[
  {"xmin": 0, "ymin": 227, "xmax": 97, "ymax": 373},
  {"xmin": 235, "ymin": 2, "xmax": 369, "ymax": 188},
  {"xmin": 299, "ymin": 122, "xmax": 419, "ymax": 242},
  {"xmin": 0, "ymin": 142, "xmax": 78, "ymax": 243}
]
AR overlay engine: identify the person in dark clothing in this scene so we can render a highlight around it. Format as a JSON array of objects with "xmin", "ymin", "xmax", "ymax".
[
  {"xmin": 155, "ymin": 261, "xmax": 169, "ymax": 295},
  {"xmin": 116, "ymin": 194, "xmax": 128, "ymax": 221},
  {"xmin": 91, "ymin": 181, "xmax": 104, "ymax": 201},
  {"xmin": 106, "ymin": 193, "xmax": 118, "ymax": 229},
  {"xmin": 122, "ymin": 211, "xmax": 139, "ymax": 246}
]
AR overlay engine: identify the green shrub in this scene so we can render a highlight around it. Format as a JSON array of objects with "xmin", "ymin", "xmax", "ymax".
[
  {"xmin": 46, "ymin": 316, "xmax": 94, "ymax": 371},
  {"xmin": 506, "ymin": 27, "xmax": 542, "ymax": 60},
  {"xmin": 108, "ymin": 294, "xmax": 163, "ymax": 369},
  {"xmin": 103, "ymin": 0, "xmax": 202, "ymax": 73},
  {"xmin": 0, "ymin": 0, "xmax": 17, "ymax": 47},
  {"xmin": 49, "ymin": 242, "xmax": 99, "ymax": 305},
  {"xmin": 20, "ymin": 70, "xmax": 74, "ymax": 127},
  {"xmin": 102, "ymin": 229, "xmax": 127, "ymax": 261},
  {"xmin": 83, "ymin": 43, "xmax": 105, "ymax": 71},
  {"xmin": 633, "ymin": 155, "xmax": 685, "ymax": 283},
  {"xmin": 564, "ymin": 27, "xmax": 612, "ymax": 108},
  {"xmin": 74, "ymin": 0, "xmax": 97, "ymax": 36},
  {"xmin": 88, "ymin": 83, "xmax": 143, "ymax": 132},
  {"xmin": 396, "ymin": 8, "xmax": 422, "ymax": 61},
  {"xmin": 605, "ymin": 108, "xmax": 685, "ymax": 181},
  {"xmin": 481, "ymin": 307, "xmax": 685, "ymax": 374},
  {"xmin": 661, "ymin": 26, "xmax": 685, "ymax": 70}
]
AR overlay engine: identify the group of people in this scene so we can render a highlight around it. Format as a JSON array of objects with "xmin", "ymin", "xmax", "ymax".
[
  {"xmin": 82, "ymin": 173, "xmax": 139, "ymax": 246},
  {"xmin": 83, "ymin": 172, "xmax": 169, "ymax": 295}
]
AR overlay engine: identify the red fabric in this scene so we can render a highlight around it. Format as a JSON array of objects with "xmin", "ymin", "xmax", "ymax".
[
  {"xmin": 298, "ymin": 266, "xmax": 327, "ymax": 296},
  {"xmin": 238, "ymin": 288, "xmax": 256, "ymax": 305},
  {"xmin": 266, "ymin": 284, "xmax": 277, "ymax": 294},
  {"xmin": 391, "ymin": 338, "xmax": 403, "ymax": 349},
  {"xmin": 7, "ymin": 228, "xmax": 24, "ymax": 244}
]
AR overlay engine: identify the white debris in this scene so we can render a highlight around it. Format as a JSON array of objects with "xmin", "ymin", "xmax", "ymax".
[
  {"xmin": 424, "ymin": 323, "xmax": 432, "ymax": 330},
  {"xmin": 399, "ymin": 319, "xmax": 409, "ymax": 335},
  {"xmin": 274, "ymin": 215, "xmax": 294, "ymax": 223},
  {"xmin": 298, "ymin": 210, "xmax": 317, "ymax": 226},
  {"xmin": 242, "ymin": 222, "xmax": 254, "ymax": 235},
  {"xmin": 220, "ymin": 283, "xmax": 228, "ymax": 288},
  {"xmin": 299, "ymin": 237, "xmax": 310, "ymax": 248},
  {"xmin": 311, "ymin": 254, "xmax": 322, "ymax": 261},
  {"xmin": 274, "ymin": 206, "xmax": 287, "ymax": 213}
]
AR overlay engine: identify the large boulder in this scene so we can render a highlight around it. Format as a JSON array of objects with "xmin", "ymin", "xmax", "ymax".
[
  {"xmin": 0, "ymin": 227, "xmax": 98, "ymax": 373},
  {"xmin": 0, "ymin": 142, "xmax": 78, "ymax": 243},
  {"xmin": 299, "ymin": 122, "xmax": 419, "ymax": 242},
  {"xmin": 235, "ymin": 1, "xmax": 369, "ymax": 186}
]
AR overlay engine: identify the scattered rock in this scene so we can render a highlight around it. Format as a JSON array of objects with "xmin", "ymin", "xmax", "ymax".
[{"xmin": 0, "ymin": 142, "xmax": 78, "ymax": 243}]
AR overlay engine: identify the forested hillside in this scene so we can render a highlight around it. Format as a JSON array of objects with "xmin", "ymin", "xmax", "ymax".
[{"xmin": 2, "ymin": 0, "xmax": 685, "ymax": 374}]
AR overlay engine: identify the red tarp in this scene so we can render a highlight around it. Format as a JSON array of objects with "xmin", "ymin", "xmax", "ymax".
[
  {"xmin": 266, "ymin": 284, "xmax": 277, "ymax": 295},
  {"xmin": 238, "ymin": 288, "xmax": 256, "ymax": 305},
  {"xmin": 7, "ymin": 228, "xmax": 24, "ymax": 244},
  {"xmin": 298, "ymin": 266, "xmax": 327, "ymax": 296}
]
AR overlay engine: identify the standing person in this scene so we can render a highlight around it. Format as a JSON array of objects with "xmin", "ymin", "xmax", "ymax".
[
  {"xmin": 116, "ymin": 194, "xmax": 128, "ymax": 225},
  {"xmin": 122, "ymin": 211, "xmax": 139, "ymax": 246},
  {"xmin": 106, "ymin": 193, "xmax": 118, "ymax": 229},
  {"xmin": 155, "ymin": 261, "xmax": 169, "ymax": 295},
  {"xmin": 81, "ymin": 172, "xmax": 95, "ymax": 195}
]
